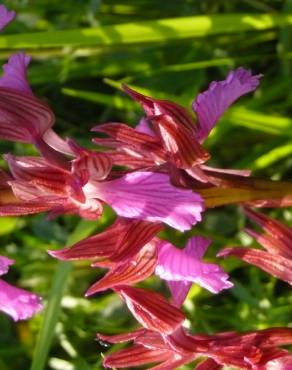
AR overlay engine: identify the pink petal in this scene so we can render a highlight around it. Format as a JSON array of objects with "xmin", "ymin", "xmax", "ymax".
[
  {"xmin": 264, "ymin": 355, "xmax": 292, "ymax": 370},
  {"xmin": 0, "ymin": 52, "xmax": 32, "ymax": 94},
  {"xmin": 0, "ymin": 256, "xmax": 14, "ymax": 276},
  {"xmin": 167, "ymin": 280, "xmax": 192, "ymax": 307},
  {"xmin": 86, "ymin": 171, "xmax": 204, "ymax": 231},
  {"xmin": 167, "ymin": 236, "xmax": 211, "ymax": 306},
  {"xmin": 0, "ymin": 279, "xmax": 42, "ymax": 321},
  {"xmin": 156, "ymin": 237, "xmax": 233, "ymax": 294},
  {"xmin": 136, "ymin": 117, "xmax": 156, "ymax": 136},
  {"xmin": 193, "ymin": 67, "xmax": 262, "ymax": 142},
  {"xmin": 0, "ymin": 5, "xmax": 15, "ymax": 31},
  {"xmin": 43, "ymin": 129, "xmax": 74, "ymax": 155},
  {"xmin": 185, "ymin": 235, "xmax": 211, "ymax": 258},
  {"xmin": 201, "ymin": 164, "xmax": 251, "ymax": 177},
  {"xmin": 185, "ymin": 165, "xmax": 210, "ymax": 183}
]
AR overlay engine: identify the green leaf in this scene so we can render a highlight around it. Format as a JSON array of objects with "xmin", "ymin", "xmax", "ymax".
[
  {"xmin": 253, "ymin": 142, "xmax": 292, "ymax": 169},
  {"xmin": 226, "ymin": 106, "xmax": 292, "ymax": 136},
  {"xmin": 62, "ymin": 88, "xmax": 135, "ymax": 110},
  {"xmin": 0, "ymin": 217, "xmax": 19, "ymax": 236},
  {"xmin": 2, "ymin": 14, "xmax": 292, "ymax": 50},
  {"xmin": 30, "ymin": 219, "xmax": 98, "ymax": 370}
]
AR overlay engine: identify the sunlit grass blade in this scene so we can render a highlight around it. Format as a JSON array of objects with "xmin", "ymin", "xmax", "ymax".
[
  {"xmin": 226, "ymin": 107, "xmax": 292, "ymax": 136},
  {"xmin": 253, "ymin": 142, "xmax": 292, "ymax": 169},
  {"xmin": 1, "ymin": 14, "xmax": 292, "ymax": 50},
  {"xmin": 28, "ymin": 54, "xmax": 271, "ymax": 85},
  {"xmin": 62, "ymin": 88, "xmax": 136, "ymax": 110}
]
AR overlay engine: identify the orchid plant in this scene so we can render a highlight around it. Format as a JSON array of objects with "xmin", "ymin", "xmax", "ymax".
[{"xmin": 1, "ymin": 4, "xmax": 292, "ymax": 369}]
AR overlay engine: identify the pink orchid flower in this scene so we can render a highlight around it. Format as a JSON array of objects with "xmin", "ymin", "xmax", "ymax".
[
  {"xmin": 93, "ymin": 68, "xmax": 261, "ymax": 184},
  {"xmin": 51, "ymin": 222, "xmax": 232, "ymax": 306}
]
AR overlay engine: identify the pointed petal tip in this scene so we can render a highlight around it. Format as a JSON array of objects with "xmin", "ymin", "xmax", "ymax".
[
  {"xmin": 121, "ymin": 83, "xmax": 134, "ymax": 95},
  {"xmin": 90, "ymin": 125, "xmax": 99, "ymax": 132},
  {"xmin": 84, "ymin": 282, "xmax": 103, "ymax": 297},
  {"xmin": 0, "ymin": 255, "xmax": 14, "ymax": 276},
  {"xmin": 47, "ymin": 249, "xmax": 66, "ymax": 260},
  {"xmin": 121, "ymin": 84, "xmax": 148, "ymax": 103},
  {"xmin": 0, "ymin": 5, "xmax": 16, "ymax": 31},
  {"xmin": 217, "ymin": 248, "xmax": 232, "ymax": 258}
]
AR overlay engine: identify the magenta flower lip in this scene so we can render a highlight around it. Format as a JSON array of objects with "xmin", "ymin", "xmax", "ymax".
[{"xmin": 0, "ymin": 256, "xmax": 43, "ymax": 321}]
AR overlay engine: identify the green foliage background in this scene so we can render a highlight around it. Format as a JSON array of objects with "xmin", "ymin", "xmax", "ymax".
[{"xmin": 0, "ymin": 0, "xmax": 292, "ymax": 369}]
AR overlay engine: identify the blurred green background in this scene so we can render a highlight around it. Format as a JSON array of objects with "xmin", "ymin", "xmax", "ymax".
[{"xmin": 0, "ymin": 1, "xmax": 292, "ymax": 369}]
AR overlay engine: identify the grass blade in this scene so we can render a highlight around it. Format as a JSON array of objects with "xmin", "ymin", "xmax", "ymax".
[
  {"xmin": 30, "ymin": 219, "xmax": 98, "ymax": 370},
  {"xmin": 1, "ymin": 14, "xmax": 292, "ymax": 50}
]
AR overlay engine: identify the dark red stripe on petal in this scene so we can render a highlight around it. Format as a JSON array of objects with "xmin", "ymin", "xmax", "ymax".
[
  {"xmin": 92, "ymin": 122, "xmax": 165, "ymax": 159},
  {"xmin": 219, "ymin": 247, "xmax": 292, "ymax": 285},
  {"xmin": 152, "ymin": 115, "xmax": 210, "ymax": 168},
  {"xmin": 135, "ymin": 330, "xmax": 168, "ymax": 350},
  {"xmin": 6, "ymin": 155, "xmax": 68, "ymax": 195},
  {"xmin": 51, "ymin": 219, "xmax": 161, "ymax": 262},
  {"xmin": 0, "ymin": 201, "xmax": 53, "ymax": 216},
  {"xmin": 49, "ymin": 219, "xmax": 127, "ymax": 260},
  {"xmin": 116, "ymin": 285, "xmax": 185, "ymax": 334},
  {"xmin": 110, "ymin": 221, "xmax": 162, "ymax": 262},
  {"xmin": 86, "ymin": 243, "xmax": 157, "ymax": 295},
  {"xmin": 122, "ymin": 84, "xmax": 196, "ymax": 133},
  {"xmin": 0, "ymin": 88, "xmax": 54, "ymax": 143},
  {"xmin": 244, "ymin": 208, "xmax": 292, "ymax": 259},
  {"xmin": 104, "ymin": 344, "xmax": 171, "ymax": 369},
  {"xmin": 104, "ymin": 151, "xmax": 156, "ymax": 169},
  {"xmin": 70, "ymin": 142, "xmax": 112, "ymax": 182}
]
